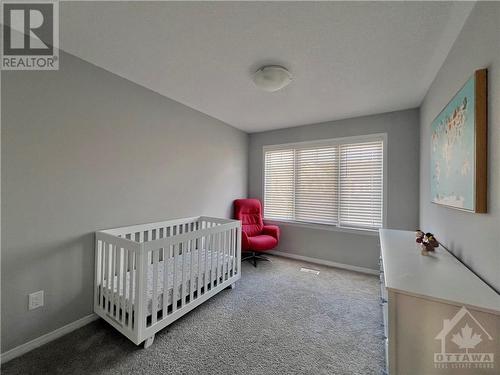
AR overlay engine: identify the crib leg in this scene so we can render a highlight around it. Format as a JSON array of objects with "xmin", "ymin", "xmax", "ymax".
[
  {"xmin": 226, "ymin": 283, "xmax": 236, "ymax": 290},
  {"xmin": 143, "ymin": 334, "xmax": 155, "ymax": 349}
]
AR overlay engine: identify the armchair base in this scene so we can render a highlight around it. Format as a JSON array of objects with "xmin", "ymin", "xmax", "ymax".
[{"xmin": 242, "ymin": 252, "xmax": 272, "ymax": 268}]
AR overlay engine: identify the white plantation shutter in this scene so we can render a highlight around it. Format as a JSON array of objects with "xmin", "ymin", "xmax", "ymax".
[
  {"xmin": 295, "ymin": 146, "xmax": 338, "ymax": 224},
  {"xmin": 339, "ymin": 141, "xmax": 383, "ymax": 229},
  {"xmin": 264, "ymin": 149, "xmax": 295, "ymax": 220}
]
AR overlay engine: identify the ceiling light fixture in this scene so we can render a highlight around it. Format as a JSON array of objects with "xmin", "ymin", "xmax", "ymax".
[{"xmin": 252, "ymin": 65, "xmax": 292, "ymax": 92}]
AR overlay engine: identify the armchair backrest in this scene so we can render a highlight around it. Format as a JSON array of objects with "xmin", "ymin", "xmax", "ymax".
[{"xmin": 233, "ymin": 199, "xmax": 264, "ymax": 237}]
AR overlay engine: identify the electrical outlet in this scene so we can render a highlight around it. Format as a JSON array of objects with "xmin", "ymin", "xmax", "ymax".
[{"xmin": 28, "ymin": 290, "xmax": 44, "ymax": 310}]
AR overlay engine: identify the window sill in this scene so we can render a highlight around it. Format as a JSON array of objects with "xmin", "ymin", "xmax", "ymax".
[{"xmin": 263, "ymin": 219, "xmax": 380, "ymax": 236}]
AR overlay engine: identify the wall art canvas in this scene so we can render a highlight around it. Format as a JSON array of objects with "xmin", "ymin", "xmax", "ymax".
[{"xmin": 430, "ymin": 69, "xmax": 487, "ymax": 213}]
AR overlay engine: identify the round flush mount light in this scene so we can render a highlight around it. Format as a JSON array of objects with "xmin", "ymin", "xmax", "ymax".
[{"xmin": 252, "ymin": 65, "xmax": 292, "ymax": 92}]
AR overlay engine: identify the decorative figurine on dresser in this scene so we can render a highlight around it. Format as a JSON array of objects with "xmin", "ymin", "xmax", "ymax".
[{"xmin": 415, "ymin": 230, "xmax": 439, "ymax": 255}]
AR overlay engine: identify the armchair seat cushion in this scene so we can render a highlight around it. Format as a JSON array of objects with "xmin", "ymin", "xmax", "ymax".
[{"xmin": 247, "ymin": 235, "xmax": 278, "ymax": 252}]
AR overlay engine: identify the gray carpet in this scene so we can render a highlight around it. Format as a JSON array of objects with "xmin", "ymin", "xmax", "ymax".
[{"xmin": 2, "ymin": 256, "xmax": 384, "ymax": 374}]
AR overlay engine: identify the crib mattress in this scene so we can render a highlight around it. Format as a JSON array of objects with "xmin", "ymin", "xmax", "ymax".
[{"xmin": 101, "ymin": 248, "xmax": 234, "ymax": 315}]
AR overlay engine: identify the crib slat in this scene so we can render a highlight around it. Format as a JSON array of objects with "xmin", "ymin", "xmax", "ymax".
[
  {"xmin": 152, "ymin": 250, "xmax": 159, "ymax": 325},
  {"xmin": 116, "ymin": 247, "xmax": 122, "ymax": 320},
  {"xmin": 121, "ymin": 248, "xmax": 126, "ymax": 320},
  {"xmin": 216, "ymin": 232, "xmax": 220, "ymax": 284},
  {"xmin": 222, "ymin": 230, "xmax": 227, "ymax": 282},
  {"xmin": 189, "ymin": 238, "xmax": 194, "ymax": 302},
  {"xmin": 232, "ymin": 228, "xmax": 236, "ymax": 277},
  {"xmin": 222, "ymin": 231, "xmax": 226, "ymax": 282},
  {"xmin": 104, "ymin": 243, "xmax": 109, "ymax": 312},
  {"xmin": 226, "ymin": 229, "xmax": 230, "ymax": 280},
  {"xmin": 172, "ymin": 243, "xmax": 179, "ymax": 312},
  {"xmin": 146, "ymin": 231, "xmax": 152, "ymax": 265},
  {"xmin": 122, "ymin": 249, "xmax": 129, "ymax": 325},
  {"xmin": 207, "ymin": 227, "xmax": 212, "ymax": 290},
  {"xmin": 158, "ymin": 229, "xmax": 164, "ymax": 262},
  {"xmin": 218, "ymin": 232, "xmax": 223, "ymax": 284},
  {"xmin": 226, "ymin": 230, "xmax": 230, "ymax": 279},
  {"xmin": 205, "ymin": 228, "xmax": 211, "ymax": 291},
  {"xmin": 134, "ymin": 251, "xmax": 141, "ymax": 329},
  {"xmin": 100, "ymin": 241, "xmax": 106, "ymax": 309},
  {"xmin": 223, "ymin": 230, "xmax": 226, "ymax": 282},
  {"xmin": 181, "ymin": 240, "xmax": 186, "ymax": 304},
  {"xmin": 107, "ymin": 243, "xmax": 113, "ymax": 311},
  {"xmin": 228, "ymin": 229, "xmax": 233, "ymax": 277},
  {"xmin": 213, "ymin": 232, "xmax": 218, "ymax": 286},
  {"xmin": 103, "ymin": 242, "xmax": 108, "ymax": 309},
  {"xmin": 162, "ymin": 245, "xmax": 170, "ymax": 315},
  {"xmin": 198, "ymin": 235, "xmax": 202, "ymax": 298},
  {"xmin": 214, "ymin": 232, "xmax": 218, "ymax": 285},
  {"xmin": 111, "ymin": 245, "xmax": 117, "ymax": 316},
  {"xmin": 181, "ymin": 241, "xmax": 186, "ymax": 307},
  {"xmin": 94, "ymin": 239, "xmax": 100, "ymax": 310},
  {"xmin": 236, "ymin": 226, "xmax": 241, "ymax": 275},
  {"xmin": 203, "ymin": 234, "xmax": 210, "ymax": 293},
  {"xmin": 128, "ymin": 251, "xmax": 135, "ymax": 329}
]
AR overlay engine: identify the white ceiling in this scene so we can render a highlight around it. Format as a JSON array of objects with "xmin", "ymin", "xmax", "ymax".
[{"xmin": 60, "ymin": 1, "xmax": 474, "ymax": 133}]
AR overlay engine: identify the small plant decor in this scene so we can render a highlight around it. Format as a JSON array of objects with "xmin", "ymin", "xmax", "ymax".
[{"xmin": 415, "ymin": 230, "xmax": 439, "ymax": 255}]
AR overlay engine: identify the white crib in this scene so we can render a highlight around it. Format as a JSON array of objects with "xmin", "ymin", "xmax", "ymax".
[{"xmin": 94, "ymin": 216, "xmax": 241, "ymax": 348}]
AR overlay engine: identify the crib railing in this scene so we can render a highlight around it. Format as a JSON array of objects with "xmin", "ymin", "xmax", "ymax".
[
  {"xmin": 94, "ymin": 233, "xmax": 140, "ymax": 342},
  {"xmin": 94, "ymin": 216, "xmax": 241, "ymax": 345}
]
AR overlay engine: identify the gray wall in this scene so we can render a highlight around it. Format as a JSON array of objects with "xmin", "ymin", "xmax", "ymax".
[
  {"xmin": 1, "ymin": 52, "xmax": 248, "ymax": 352},
  {"xmin": 248, "ymin": 109, "xmax": 420, "ymax": 270},
  {"xmin": 419, "ymin": 2, "xmax": 500, "ymax": 292}
]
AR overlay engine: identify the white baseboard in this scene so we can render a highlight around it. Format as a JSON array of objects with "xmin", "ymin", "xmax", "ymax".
[
  {"xmin": 1, "ymin": 313, "xmax": 99, "ymax": 364},
  {"xmin": 267, "ymin": 250, "xmax": 379, "ymax": 275}
]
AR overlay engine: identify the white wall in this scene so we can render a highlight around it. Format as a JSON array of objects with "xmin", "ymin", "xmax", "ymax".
[
  {"xmin": 419, "ymin": 2, "xmax": 500, "ymax": 292},
  {"xmin": 248, "ymin": 109, "xmax": 420, "ymax": 270},
  {"xmin": 1, "ymin": 51, "xmax": 248, "ymax": 352}
]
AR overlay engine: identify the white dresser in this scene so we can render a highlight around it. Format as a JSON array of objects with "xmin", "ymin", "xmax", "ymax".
[{"xmin": 379, "ymin": 229, "xmax": 500, "ymax": 375}]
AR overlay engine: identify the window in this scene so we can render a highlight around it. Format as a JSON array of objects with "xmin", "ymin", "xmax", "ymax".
[
  {"xmin": 264, "ymin": 149, "xmax": 294, "ymax": 220},
  {"xmin": 263, "ymin": 136, "xmax": 384, "ymax": 230}
]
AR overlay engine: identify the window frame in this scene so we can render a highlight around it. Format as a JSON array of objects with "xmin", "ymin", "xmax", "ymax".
[{"xmin": 262, "ymin": 133, "xmax": 388, "ymax": 234}]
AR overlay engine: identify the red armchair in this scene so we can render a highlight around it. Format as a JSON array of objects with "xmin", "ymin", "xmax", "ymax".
[{"xmin": 233, "ymin": 198, "xmax": 280, "ymax": 267}]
